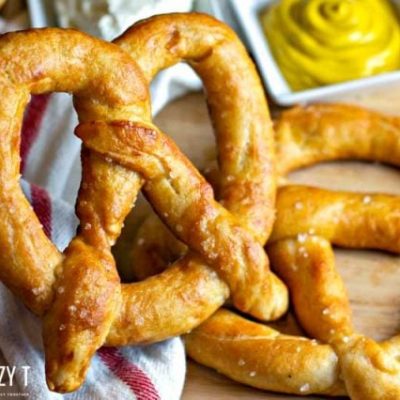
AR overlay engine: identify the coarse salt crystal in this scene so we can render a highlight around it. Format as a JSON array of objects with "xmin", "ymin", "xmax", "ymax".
[
  {"xmin": 297, "ymin": 233, "xmax": 307, "ymax": 243},
  {"xmin": 57, "ymin": 286, "xmax": 65, "ymax": 294},
  {"xmin": 176, "ymin": 224, "xmax": 183, "ymax": 232},
  {"xmin": 32, "ymin": 286, "xmax": 44, "ymax": 295},
  {"xmin": 300, "ymin": 383, "xmax": 310, "ymax": 393},
  {"xmin": 363, "ymin": 195, "xmax": 372, "ymax": 204},
  {"xmin": 294, "ymin": 201, "xmax": 303, "ymax": 210}
]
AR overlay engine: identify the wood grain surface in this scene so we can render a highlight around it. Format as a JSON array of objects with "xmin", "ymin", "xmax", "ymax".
[{"xmin": 145, "ymin": 89, "xmax": 400, "ymax": 399}]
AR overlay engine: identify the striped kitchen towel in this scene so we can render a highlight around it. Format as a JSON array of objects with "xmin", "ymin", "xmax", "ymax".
[{"xmin": 0, "ymin": 92, "xmax": 186, "ymax": 400}]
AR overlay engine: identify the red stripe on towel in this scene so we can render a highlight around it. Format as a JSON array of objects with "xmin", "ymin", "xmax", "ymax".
[
  {"xmin": 30, "ymin": 184, "xmax": 52, "ymax": 239},
  {"xmin": 98, "ymin": 347, "xmax": 160, "ymax": 400},
  {"xmin": 20, "ymin": 94, "xmax": 51, "ymax": 173}
]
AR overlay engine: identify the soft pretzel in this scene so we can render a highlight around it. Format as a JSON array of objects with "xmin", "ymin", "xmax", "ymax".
[
  {"xmin": 0, "ymin": 28, "xmax": 152, "ymax": 392},
  {"xmin": 186, "ymin": 186, "xmax": 400, "ymax": 398},
  {"xmin": 110, "ymin": 13, "xmax": 287, "ymax": 316},
  {"xmin": 134, "ymin": 103, "xmax": 400, "ymax": 397},
  {"xmin": 0, "ymin": 14, "xmax": 288, "ymax": 393},
  {"xmin": 185, "ymin": 105, "xmax": 400, "ymax": 398}
]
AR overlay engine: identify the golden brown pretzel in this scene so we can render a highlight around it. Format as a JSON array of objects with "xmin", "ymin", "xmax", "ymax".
[
  {"xmin": 185, "ymin": 104, "xmax": 400, "ymax": 398},
  {"xmin": 135, "ymin": 103, "xmax": 400, "ymax": 396},
  {"xmin": 272, "ymin": 105, "xmax": 400, "ymax": 398},
  {"xmin": 110, "ymin": 12, "xmax": 287, "ymax": 317},
  {"xmin": 186, "ymin": 186, "xmax": 400, "ymax": 398},
  {"xmin": 0, "ymin": 27, "xmax": 152, "ymax": 392},
  {"xmin": 0, "ymin": 14, "xmax": 287, "ymax": 393}
]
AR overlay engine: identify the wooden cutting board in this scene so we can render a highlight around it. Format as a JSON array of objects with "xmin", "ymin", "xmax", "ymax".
[{"xmin": 124, "ymin": 88, "xmax": 400, "ymax": 400}]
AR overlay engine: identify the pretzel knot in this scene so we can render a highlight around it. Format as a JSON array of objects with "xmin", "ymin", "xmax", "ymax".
[
  {"xmin": 142, "ymin": 104, "xmax": 400, "ymax": 398},
  {"xmin": 0, "ymin": 14, "xmax": 288, "ymax": 393}
]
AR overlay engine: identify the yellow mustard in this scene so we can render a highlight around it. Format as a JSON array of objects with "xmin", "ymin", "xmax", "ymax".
[{"xmin": 261, "ymin": 0, "xmax": 400, "ymax": 91}]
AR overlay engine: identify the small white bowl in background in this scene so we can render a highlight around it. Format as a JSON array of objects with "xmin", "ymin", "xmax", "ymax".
[{"xmin": 230, "ymin": 0, "xmax": 400, "ymax": 106}]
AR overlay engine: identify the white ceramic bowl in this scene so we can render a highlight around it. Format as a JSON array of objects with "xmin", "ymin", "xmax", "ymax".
[{"xmin": 230, "ymin": 0, "xmax": 400, "ymax": 105}]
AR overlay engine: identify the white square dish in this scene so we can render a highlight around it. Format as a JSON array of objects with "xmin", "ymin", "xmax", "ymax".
[{"xmin": 230, "ymin": 0, "xmax": 400, "ymax": 105}]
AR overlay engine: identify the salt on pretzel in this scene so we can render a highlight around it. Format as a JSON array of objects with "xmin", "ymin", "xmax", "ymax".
[
  {"xmin": 270, "ymin": 185, "xmax": 400, "ymax": 253},
  {"xmin": 0, "ymin": 14, "xmax": 287, "ymax": 393}
]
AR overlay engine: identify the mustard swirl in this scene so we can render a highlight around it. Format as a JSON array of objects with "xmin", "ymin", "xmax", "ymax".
[{"xmin": 261, "ymin": 0, "xmax": 400, "ymax": 90}]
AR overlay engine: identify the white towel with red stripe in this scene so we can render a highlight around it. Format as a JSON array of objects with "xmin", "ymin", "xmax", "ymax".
[{"xmin": 0, "ymin": 90, "xmax": 189, "ymax": 400}]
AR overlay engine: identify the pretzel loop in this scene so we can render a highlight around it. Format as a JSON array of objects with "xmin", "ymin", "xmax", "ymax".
[{"xmin": 115, "ymin": 12, "xmax": 287, "ymax": 318}]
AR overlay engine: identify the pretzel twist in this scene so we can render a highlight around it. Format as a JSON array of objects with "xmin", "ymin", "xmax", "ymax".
[
  {"xmin": 131, "ymin": 102, "xmax": 400, "ymax": 277},
  {"xmin": 0, "ymin": 14, "xmax": 287, "ymax": 393}
]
